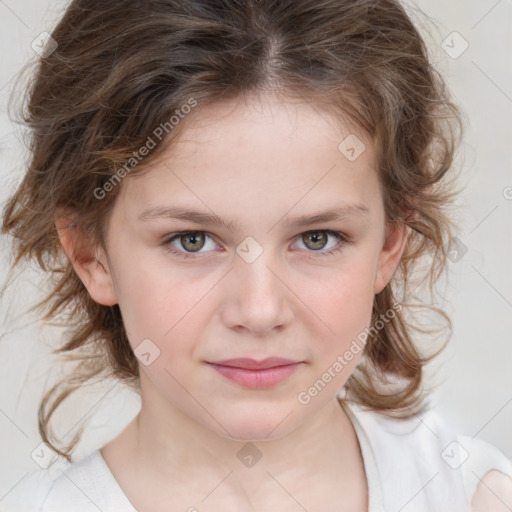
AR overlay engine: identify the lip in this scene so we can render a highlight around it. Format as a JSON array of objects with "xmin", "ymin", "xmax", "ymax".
[
  {"xmin": 210, "ymin": 357, "xmax": 300, "ymax": 370},
  {"xmin": 206, "ymin": 358, "xmax": 303, "ymax": 389}
]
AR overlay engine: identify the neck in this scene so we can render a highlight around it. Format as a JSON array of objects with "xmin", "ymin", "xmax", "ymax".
[
  {"xmin": 132, "ymin": 380, "xmax": 360, "ymax": 484},
  {"xmin": 102, "ymin": 376, "xmax": 368, "ymax": 510}
]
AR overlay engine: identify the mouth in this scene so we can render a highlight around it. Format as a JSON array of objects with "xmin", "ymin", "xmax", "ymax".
[{"xmin": 205, "ymin": 358, "xmax": 304, "ymax": 389}]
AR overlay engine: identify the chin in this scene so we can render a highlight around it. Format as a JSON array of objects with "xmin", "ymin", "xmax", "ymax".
[{"xmin": 204, "ymin": 404, "xmax": 301, "ymax": 442}]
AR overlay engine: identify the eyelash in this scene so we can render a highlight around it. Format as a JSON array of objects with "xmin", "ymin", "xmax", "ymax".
[{"xmin": 160, "ymin": 230, "xmax": 350, "ymax": 260}]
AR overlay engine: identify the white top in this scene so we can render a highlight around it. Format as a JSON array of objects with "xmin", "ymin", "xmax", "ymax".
[{"xmin": 4, "ymin": 401, "xmax": 511, "ymax": 512}]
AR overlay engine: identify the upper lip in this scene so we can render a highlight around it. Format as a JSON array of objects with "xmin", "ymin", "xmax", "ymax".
[{"xmin": 207, "ymin": 358, "xmax": 301, "ymax": 370}]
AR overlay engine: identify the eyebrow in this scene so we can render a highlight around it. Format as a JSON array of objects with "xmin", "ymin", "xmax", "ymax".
[{"xmin": 138, "ymin": 204, "xmax": 369, "ymax": 231}]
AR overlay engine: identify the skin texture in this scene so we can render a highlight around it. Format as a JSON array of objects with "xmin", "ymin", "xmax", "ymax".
[
  {"xmin": 56, "ymin": 92, "xmax": 411, "ymax": 511},
  {"xmin": 472, "ymin": 470, "xmax": 512, "ymax": 511}
]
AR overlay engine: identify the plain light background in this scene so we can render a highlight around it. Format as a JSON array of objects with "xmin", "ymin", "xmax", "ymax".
[{"xmin": 1, "ymin": 0, "xmax": 511, "ymax": 503}]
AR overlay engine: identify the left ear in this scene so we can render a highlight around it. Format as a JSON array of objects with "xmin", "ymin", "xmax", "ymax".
[{"xmin": 373, "ymin": 221, "xmax": 410, "ymax": 294}]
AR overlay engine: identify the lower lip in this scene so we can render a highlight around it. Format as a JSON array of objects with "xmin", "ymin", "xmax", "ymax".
[{"xmin": 208, "ymin": 363, "xmax": 301, "ymax": 389}]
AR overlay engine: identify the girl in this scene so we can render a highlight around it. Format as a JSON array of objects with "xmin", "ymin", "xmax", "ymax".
[{"xmin": 1, "ymin": 0, "xmax": 511, "ymax": 510}]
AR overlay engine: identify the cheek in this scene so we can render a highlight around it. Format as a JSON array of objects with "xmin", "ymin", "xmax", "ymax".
[
  {"xmin": 295, "ymin": 254, "xmax": 377, "ymax": 335},
  {"xmin": 110, "ymin": 249, "xmax": 215, "ymax": 352},
  {"xmin": 293, "ymin": 255, "xmax": 377, "ymax": 385},
  {"xmin": 291, "ymin": 268, "xmax": 376, "ymax": 404}
]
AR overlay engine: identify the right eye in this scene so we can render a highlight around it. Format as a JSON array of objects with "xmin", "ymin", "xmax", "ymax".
[{"xmin": 161, "ymin": 231, "xmax": 220, "ymax": 258}]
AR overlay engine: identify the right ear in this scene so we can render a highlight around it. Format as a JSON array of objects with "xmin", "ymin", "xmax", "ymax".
[{"xmin": 55, "ymin": 212, "xmax": 118, "ymax": 306}]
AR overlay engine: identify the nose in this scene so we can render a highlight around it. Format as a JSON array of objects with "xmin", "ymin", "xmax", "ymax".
[{"xmin": 220, "ymin": 250, "xmax": 295, "ymax": 336}]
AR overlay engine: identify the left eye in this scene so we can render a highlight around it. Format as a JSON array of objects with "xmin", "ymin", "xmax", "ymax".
[{"xmin": 295, "ymin": 230, "xmax": 342, "ymax": 252}]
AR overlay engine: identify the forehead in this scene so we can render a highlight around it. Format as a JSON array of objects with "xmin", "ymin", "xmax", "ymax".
[
  {"xmin": 119, "ymin": 93, "xmax": 380, "ymax": 223},
  {"xmin": 169, "ymin": 92, "xmax": 367, "ymax": 152}
]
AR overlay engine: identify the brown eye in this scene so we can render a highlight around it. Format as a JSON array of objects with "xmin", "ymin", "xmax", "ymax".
[
  {"xmin": 179, "ymin": 232, "xmax": 206, "ymax": 252},
  {"xmin": 302, "ymin": 231, "xmax": 329, "ymax": 250}
]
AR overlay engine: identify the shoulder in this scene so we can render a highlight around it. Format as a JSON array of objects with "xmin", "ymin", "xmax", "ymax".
[
  {"xmin": 472, "ymin": 470, "xmax": 512, "ymax": 511},
  {"xmin": 0, "ymin": 454, "xmax": 105, "ymax": 512},
  {"xmin": 0, "ymin": 468, "xmax": 57, "ymax": 512},
  {"xmin": 38, "ymin": 449, "xmax": 110, "ymax": 512},
  {"xmin": 343, "ymin": 400, "xmax": 512, "ymax": 511},
  {"xmin": 38, "ymin": 448, "xmax": 137, "ymax": 512},
  {"xmin": 457, "ymin": 435, "xmax": 512, "ymax": 511}
]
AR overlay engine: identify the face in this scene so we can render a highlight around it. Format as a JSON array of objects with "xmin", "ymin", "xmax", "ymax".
[{"xmin": 67, "ymin": 92, "xmax": 407, "ymax": 441}]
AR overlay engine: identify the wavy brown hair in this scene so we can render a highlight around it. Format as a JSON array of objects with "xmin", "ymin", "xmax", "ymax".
[{"xmin": 2, "ymin": 0, "xmax": 464, "ymax": 462}]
